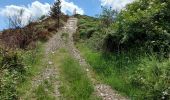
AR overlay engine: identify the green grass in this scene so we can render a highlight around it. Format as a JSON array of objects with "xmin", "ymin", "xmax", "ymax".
[
  {"xmin": 0, "ymin": 42, "xmax": 48, "ymax": 99},
  {"xmin": 76, "ymin": 16, "xmax": 99, "ymax": 40},
  {"xmin": 34, "ymin": 79, "xmax": 55, "ymax": 100},
  {"xmin": 76, "ymin": 43, "xmax": 137, "ymax": 96},
  {"xmin": 17, "ymin": 42, "xmax": 48, "ymax": 97},
  {"xmin": 51, "ymin": 48, "xmax": 99, "ymax": 100},
  {"xmin": 76, "ymin": 43, "xmax": 170, "ymax": 100}
]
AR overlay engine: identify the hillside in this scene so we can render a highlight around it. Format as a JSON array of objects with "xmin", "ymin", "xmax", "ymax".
[
  {"xmin": 0, "ymin": 15, "xmax": 68, "ymax": 49},
  {"xmin": 0, "ymin": 15, "xmax": 128, "ymax": 100},
  {"xmin": 74, "ymin": 1, "xmax": 170, "ymax": 99},
  {"xmin": 0, "ymin": 15, "xmax": 69, "ymax": 99},
  {"xmin": 0, "ymin": 0, "xmax": 170, "ymax": 100}
]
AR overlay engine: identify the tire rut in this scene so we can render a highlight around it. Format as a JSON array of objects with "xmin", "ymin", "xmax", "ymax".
[
  {"xmin": 21, "ymin": 27, "xmax": 66, "ymax": 100},
  {"xmin": 64, "ymin": 18, "xmax": 129, "ymax": 100},
  {"xmin": 22, "ymin": 17, "xmax": 129, "ymax": 100}
]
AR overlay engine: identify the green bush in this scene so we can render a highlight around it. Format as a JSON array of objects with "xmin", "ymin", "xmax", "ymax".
[
  {"xmin": 75, "ymin": 0, "xmax": 170, "ymax": 55},
  {"xmin": 0, "ymin": 70, "xmax": 18, "ymax": 100},
  {"xmin": 74, "ymin": 15, "xmax": 99, "ymax": 42},
  {"xmin": 129, "ymin": 58, "xmax": 170, "ymax": 100},
  {"xmin": 102, "ymin": 0, "xmax": 170, "ymax": 54},
  {"xmin": 75, "ymin": 1, "xmax": 170, "ymax": 99},
  {"xmin": 1, "ymin": 51, "xmax": 25, "ymax": 73},
  {"xmin": 0, "ymin": 49, "xmax": 26, "ymax": 99}
]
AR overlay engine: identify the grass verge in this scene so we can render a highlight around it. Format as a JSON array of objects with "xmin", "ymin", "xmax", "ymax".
[
  {"xmin": 76, "ymin": 43, "xmax": 170, "ymax": 100},
  {"xmin": 51, "ymin": 48, "xmax": 99, "ymax": 100},
  {"xmin": 17, "ymin": 42, "xmax": 48, "ymax": 97}
]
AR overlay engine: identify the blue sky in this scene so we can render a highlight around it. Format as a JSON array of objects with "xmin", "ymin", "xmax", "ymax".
[{"xmin": 0, "ymin": 0, "xmax": 134, "ymax": 30}]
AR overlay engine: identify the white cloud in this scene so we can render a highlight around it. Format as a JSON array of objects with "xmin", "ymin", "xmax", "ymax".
[
  {"xmin": 0, "ymin": 1, "xmax": 51, "ymax": 26},
  {"xmin": 100, "ymin": 0, "xmax": 134, "ymax": 10},
  {"xmin": 0, "ymin": 0, "xmax": 84, "ymax": 26},
  {"xmin": 61, "ymin": 0, "xmax": 84, "ymax": 15}
]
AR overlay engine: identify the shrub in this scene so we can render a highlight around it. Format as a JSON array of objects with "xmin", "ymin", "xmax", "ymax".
[
  {"xmin": 102, "ymin": 0, "xmax": 170, "ymax": 54},
  {"xmin": 0, "ymin": 49, "xmax": 26, "ymax": 99},
  {"xmin": 74, "ymin": 15, "xmax": 99, "ymax": 42},
  {"xmin": 129, "ymin": 58, "xmax": 170, "ymax": 99},
  {"xmin": 37, "ymin": 29, "xmax": 50, "ymax": 42},
  {"xmin": 99, "ymin": 7, "xmax": 117, "ymax": 27},
  {"xmin": 1, "ymin": 51, "xmax": 25, "ymax": 73},
  {"xmin": 0, "ymin": 69, "xmax": 18, "ymax": 100}
]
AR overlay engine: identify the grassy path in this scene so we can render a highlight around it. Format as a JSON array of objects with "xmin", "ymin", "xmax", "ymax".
[
  {"xmin": 50, "ymin": 48, "xmax": 97, "ymax": 100},
  {"xmin": 19, "ymin": 17, "xmax": 128, "ymax": 100}
]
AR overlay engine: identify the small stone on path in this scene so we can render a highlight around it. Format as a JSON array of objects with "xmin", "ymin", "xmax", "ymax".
[{"xmin": 49, "ymin": 61, "xmax": 53, "ymax": 65}]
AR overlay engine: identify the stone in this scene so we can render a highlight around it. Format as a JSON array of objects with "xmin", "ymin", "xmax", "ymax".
[{"xmin": 49, "ymin": 61, "xmax": 53, "ymax": 65}]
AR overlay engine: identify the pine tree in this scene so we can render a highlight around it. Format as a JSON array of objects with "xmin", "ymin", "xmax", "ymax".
[{"xmin": 50, "ymin": 0, "xmax": 61, "ymax": 27}]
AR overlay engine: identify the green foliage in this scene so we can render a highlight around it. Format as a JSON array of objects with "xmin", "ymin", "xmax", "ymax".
[
  {"xmin": 74, "ymin": 0, "xmax": 170, "ymax": 99},
  {"xmin": 129, "ymin": 58, "xmax": 170, "ymax": 99},
  {"xmin": 104, "ymin": 0, "xmax": 170, "ymax": 54},
  {"xmin": 77, "ymin": 43, "xmax": 170, "ymax": 100},
  {"xmin": 50, "ymin": 0, "xmax": 61, "ymax": 27},
  {"xmin": 76, "ymin": 0, "xmax": 170, "ymax": 55},
  {"xmin": 74, "ymin": 15, "xmax": 99, "ymax": 42},
  {"xmin": 0, "ymin": 43, "xmax": 43, "ymax": 99},
  {"xmin": 39, "ymin": 15, "xmax": 46, "ymax": 21},
  {"xmin": 34, "ymin": 79, "xmax": 55, "ymax": 100},
  {"xmin": 99, "ymin": 7, "xmax": 117, "ymax": 27},
  {"xmin": 60, "ymin": 55, "xmax": 94, "ymax": 100},
  {"xmin": 50, "ymin": 0, "xmax": 61, "ymax": 18},
  {"xmin": 0, "ymin": 50, "xmax": 26, "ymax": 100},
  {"xmin": 0, "ymin": 70, "xmax": 19, "ymax": 100},
  {"xmin": 51, "ymin": 49, "xmax": 95, "ymax": 100},
  {"xmin": 1, "ymin": 51, "xmax": 25, "ymax": 73}
]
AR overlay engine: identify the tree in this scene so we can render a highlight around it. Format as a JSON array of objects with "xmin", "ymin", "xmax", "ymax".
[
  {"xmin": 6, "ymin": 9, "xmax": 34, "ymax": 49},
  {"xmin": 101, "ymin": 0, "xmax": 170, "ymax": 55},
  {"xmin": 8, "ymin": 9, "xmax": 33, "ymax": 29},
  {"xmin": 50, "ymin": 0, "xmax": 61, "ymax": 27},
  {"xmin": 99, "ymin": 7, "xmax": 118, "ymax": 27},
  {"xmin": 8, "ymin": 9, "xmax": 24, "ymax": 29}
]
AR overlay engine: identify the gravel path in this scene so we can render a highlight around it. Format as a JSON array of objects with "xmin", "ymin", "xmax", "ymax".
[
  {"xmin": 64, "ymin": 18, "xmax": 129, "ymax": 100},
  {"xmin": 21, "ymin": 25, "xmax": 66, "ymax": 100},
  {"xmin": 22, "ymin": 18, "xmax": 129, "ymax": 100}
]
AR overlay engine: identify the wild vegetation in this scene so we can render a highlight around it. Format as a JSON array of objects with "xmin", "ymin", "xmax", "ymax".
[
  {"xmin": 0, "ymin": 0, "xmax": 170, "ymax": 99},
  {"xmin": 75, "ymin": 0, "xmax": 170, "ymax": 99},
  {"xmin": 50, "ymin": 0, "xmax": 61, "ymax": 28},
  {"xmin": 0, "ymin": 43, "xmax": 45, "ymax": 99},
  {"xmin": 0, "ymin": 0, "xmax": 68, "ymax": 99}
]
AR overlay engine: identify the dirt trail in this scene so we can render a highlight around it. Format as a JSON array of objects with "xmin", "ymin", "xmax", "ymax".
[
  {"xmin": 64, "ymin": 18, "xmax": 129, "ymax": 100},
  {"xmin": 22, "ymin": 18, "xmax": 128, "ymax": 100},
  {"xmin": 21, "ymin": 26, "xmax": 66, "ymax": 100}
]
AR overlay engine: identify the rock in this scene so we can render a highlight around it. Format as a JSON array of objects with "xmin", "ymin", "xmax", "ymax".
[
  {"xmin": 49, "ymin": 61, "xmax": 53, "ymax": 65},
  {"xmin": 100, "ymin": 93, "xmax": 104, "ymax": 96}
]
